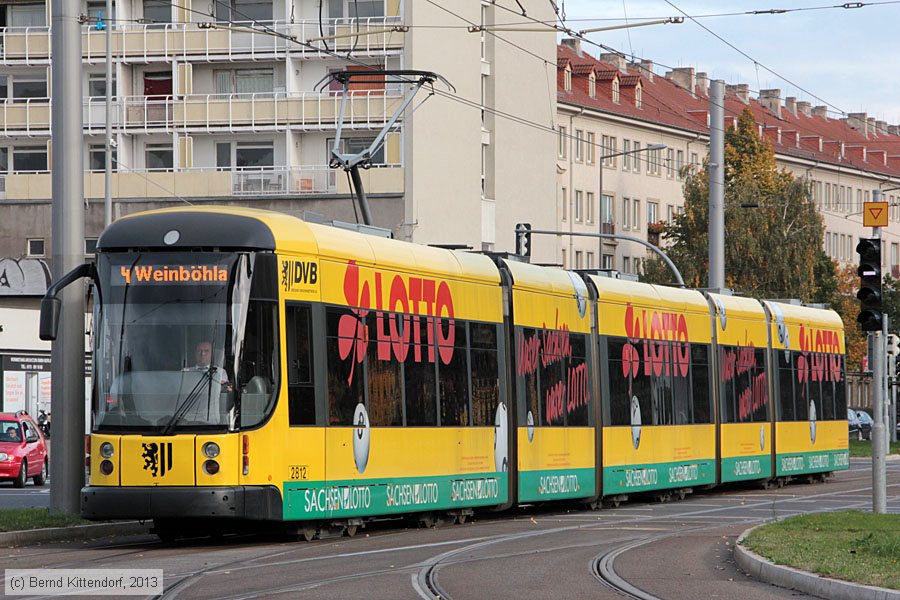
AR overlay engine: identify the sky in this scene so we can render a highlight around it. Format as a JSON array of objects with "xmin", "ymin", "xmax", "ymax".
[{"xmin": 560, "ymin": 0, "xmax": 900, "ymax": 124}]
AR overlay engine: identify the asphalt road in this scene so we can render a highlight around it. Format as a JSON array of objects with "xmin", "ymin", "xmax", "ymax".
[{"xmin": 2, "ymin": 458, "xmax": 898, "ymax": 600}]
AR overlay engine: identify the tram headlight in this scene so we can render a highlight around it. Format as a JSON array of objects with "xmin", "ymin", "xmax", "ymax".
[
  {"xmin": 203, "ymin": 460, "xmax": 220, "ymax": 475},
  {"xmin": 99, "ymin": 460, "xmax": 114, "ymax": 475},
  {"xmin": 202, "ymin": 442, "xmax": 220, "ymax": 459},
  {"xmin": 99, "ymin": 442, "xmax": 114, "ymax": 459}
]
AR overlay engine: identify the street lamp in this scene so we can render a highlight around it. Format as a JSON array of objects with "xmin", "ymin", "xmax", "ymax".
[{"xmin": 596, "ymin": 143, "xmax": 667, "ymax": 265}]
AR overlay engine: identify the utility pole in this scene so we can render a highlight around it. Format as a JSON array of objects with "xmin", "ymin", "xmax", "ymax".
[
  {"xmin": 104, "ymin": 0, "xmax": 113, "ymax": 226},
  {"xmin": 50, "ymin": 0, "xmax": 86, "ymax": 515},
  {"xmin": 708, "ymin": 80, "xmax": 725, "ymax": 290},
  {"xmin": 869, "ymin": 188, "xmax": 887, "ymax": 513}
]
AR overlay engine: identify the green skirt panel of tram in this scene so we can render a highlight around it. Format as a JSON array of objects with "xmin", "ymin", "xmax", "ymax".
[
  {"xmin": 517, "ymin": 468, "xmax": 595, "ymax": 503},
  {"xmin": 719, "ymin": 422, "xmax": 774, "ymax": 483},
  {"xmin": 602, "ymin": 458, "xmax": 716, "ymax": 495},
  {"xmin": 282, "ymin": 473, "xmax": 508, "ymax": 520},
  {"xmin": 774, "ymin": 421, "xmax": 850, "ymax": 477}
]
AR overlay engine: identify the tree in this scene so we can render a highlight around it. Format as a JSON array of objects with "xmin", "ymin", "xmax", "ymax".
[{"xmin": 643, "ymin": 107, "xmax": 830, "ymax": 303}]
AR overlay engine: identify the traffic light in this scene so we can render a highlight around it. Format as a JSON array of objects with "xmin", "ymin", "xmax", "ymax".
[
  {"xmin": 888, "ymin": 334, "xmax": 900, "ymax": 357},
  {"xmin": 856, "ymin": 237, "xmax": 883, "ymax": 331},
  {"xmin": 515, "ymin": 223, "xmax": 532, "ymax": 258}
]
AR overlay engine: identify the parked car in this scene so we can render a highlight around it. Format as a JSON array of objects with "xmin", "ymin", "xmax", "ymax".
[
  {"xmin": 0, "ymin": 411, "xmax": 48, "ymax": 487},
  {"xmin": 848, "ymin": 408, "xmax": 863, "ymax": 440},
  {"xmin": 855, "ymin": 409, "xmax": 874, "ymax": 441}
]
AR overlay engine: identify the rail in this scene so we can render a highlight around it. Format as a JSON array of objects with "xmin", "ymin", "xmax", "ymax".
[{"xmin": 0, "ymin": 17, "xmax": 405, "ymax": 63}]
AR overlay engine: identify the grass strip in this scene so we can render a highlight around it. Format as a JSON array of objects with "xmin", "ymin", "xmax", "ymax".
[
  {"xmin": 849, "ymin": 440, "xmax": 900, "ymax": 457},
  {"xmin": 743, "ymin": 511, "xmax": 900, "ymax": 590},
  {"xmin": 0, "ymin": 508, "xmax": 87, "ymax": 532}
]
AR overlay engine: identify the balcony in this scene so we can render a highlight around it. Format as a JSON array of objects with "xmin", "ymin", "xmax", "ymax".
[
  {"xmin": 0, "ymin": 164, "xmax": 403, "ymax": 200},
  {"xmin": 0, "ymin": 18, "xmax": 405, "ymax": 65},
  {"xmin": 0, "ymin": 91, "xmax": 403, "ymax": 135}
]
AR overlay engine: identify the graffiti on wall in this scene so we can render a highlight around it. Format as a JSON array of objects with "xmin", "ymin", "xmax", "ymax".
[{"xmin": 0, "ymin": 258, "xmax": 50, "ymax": 296}]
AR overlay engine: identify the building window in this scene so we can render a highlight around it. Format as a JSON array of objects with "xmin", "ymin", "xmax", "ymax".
[
  {"xmin": 574, "ymin": 129, "xmax": 583, "ymax": 162},
  {"xmin": 635, "ymin": 86, "xmax": 642, "ymax": 108},
  {"xmin": 326, "ymin": 136, "xmax": 384, "ymax": 164},
  {"xmin": 632, "ymin": 199, "xmax": 641, "ymax": 231},
  {"xmin": 89, "ymin": 144, "xmax": 117, "ymax": 172},
  {"xmin": 329, "ymin": 0, "xmax": 384, "ymax": 19},
  {"xmin": 561, "ymin": 187, "xmax": 567, "ymax": 222},
  {"xmin": 586, "ymin": 252, "xmax": 594, "ymax": 268},
  {"xmin": 85, "ymin": 238, "xmax": 99, "ymax": 256},
  {"xmin": 236, "ymin": 141, "xmax": 274, "ymax": 168},
  {"xmin": 690, "ymin": 152, "xmax": 699, "ymax": 170},
  {"xmin": 666, "ymin": 148, "xmax": 674, "ymax": 178},
  {"xmin": 612, "ymin": 78, "xmax": 619, "ymax": 103},
  {"xmin": 633, "ymin": 141, "xmax": 641, "ymax": 173},
  {"xmin": 647, "ymin": 146, "xmax": 661, "ymax": 176},
  {"xmin": 575, "ymin": 250, "xmax": 583, "ymax": 269},
  {"xmin": 216, "ymin": 68, "xmax": 274, "ymax": 96},
  {"xmin": 564, "ymin": 65, "xmax": 572, "ymax": 92},
  {"xmin": 623, "ymin": 198, "xmax": 631, "ymax": 229},
  {"xmin": 648, "ymin": 201, "xmax": 658, "ymax": 226},
  {"xmin": 602, "ymin": 136, "xmax": 617, "ymax": 167},
  {"xmin": 9, "ymin": 4, "xmax": 47, "ymax": 27},
  {"xmin": 586, "ymin": 132, "xmax": 595, "ymax": 164},
  {"xmin": 145, "ymin": 143, "xmax": 173, "ymax": 171},
  {"xmin": 12, "ymin": 75, "xmax": 46, "ymax": 101},
  {"xmin": 602, "ymin": 254, "xmax": 613, "ymax": 269},
  {"xmin": 13, "ymin": 146, "xmax": 47, "ymax": 172},
  {"xmin": 623, "ymin": 256, "xmax": 631, "ymax": 273},
  {"xmin": 666, "ymin": 204, "xmax": 674, "ymax": 222},
  {"xmin": 824, "ymin": 183, "xmax": 831, "ymax": 209},
  {"xmin": 634, "ymin": 258, "xmax": 641, "ymax": 274},
  {"xmin": 588, "ymin": 73, "xmax": 596, "ymax": 98},
  {"xmin": 601, "ymin": 194, "xmax": 613, "ymax": 224},
  {"xmin": 143, "ymin": 0, "xmax": 172, "ymax": 23},
  {"xmin": 574, "ymin": 190, "xmax": 583, "ymax": 223},
  {"xmin": 892, "ymin": 243, "xmax": 899, "ymax": 268},
  {"xmin": 27, "ymin": 238, "xmax": 45, "ymax": 257},
  {"xmin": 586, "ymin": 191, "xmax": 595, "ymax": 224},
  {"xmin": 561, "ymin": 248, "xmax": 567, "ymax": 269},
  {"xmin": 86, "ymin": 1, "xmax": 115, "ymax": 23},
  {"xmin": 216, "ymin": 0, "xmax": 273, "ymax": 23},
  {"xmin": 676, "ymin": 149, "xmax": 684, "ymax": 180},
  {"xmin": 558, "ymin": 126, "xmax": 567, "ymax": 159},
  {"xmin": 88, "ymin": 74, "xmax": 117, "ymax": 98},
  {"xmin": 622, "ymin": 139, "xmax": 631, "ymax": 170}
]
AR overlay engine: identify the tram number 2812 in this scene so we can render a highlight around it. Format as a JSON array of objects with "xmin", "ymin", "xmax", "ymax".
[{"xmin": 289, "ymin": 465, "xmax": 309, "ymax": 481}]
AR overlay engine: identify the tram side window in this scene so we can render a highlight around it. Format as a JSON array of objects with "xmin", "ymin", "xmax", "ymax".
[
  {"xmin": 650, "ymin": 342, "xmax": 675, "ymax": 426},
  {"xmin": 325, "ymin": 307, "xmax": 365, "ymax": 425},
  {"xmin": 517, "ymin": 328, "xmax": 541, "ymax": 427},
  {"xmin": 671, "ymin": 342, "xmax": 692, "ymax": 425},
  {"xmin": 405, "ymin": 316, "xmax": 437, "ymax": 426},
  {"xmin": 438, "ymin": 318, "xmax": 469, "ymax": 426},
  {"xmin": 286, "ymin": 303, "xmax": 315, "ymax": 426},
  {"xmin": 777, "ymin": 351, "xmax": 795, "ymax": 421},
  {"xmin": 470, "ymin": 322, "xmax": 500, "ymax": 426},
  {"xmin": 539, "ymin": 336, "xmax": 566, "ymax": 426},
  {"xmin": 367, "ymin": 312, "xmax": 402, "ymax": 427},
  {"xmin": 567, "ymin": 334, "xmax": 590, "ymax": 426},
  {"xmin": 691, "ymin": 344, "xmax": 711, "ymax": 424},
  {"xmin": 239, "ymin": 299, "xmax": 279, "ymax": 428},
  {"xmin": 606, "ymin": 337, "xmax": 630, "ymax": 426},
  {"xmin": 834, "ymin": 355, "xmax": 847, "ymax": 415}
]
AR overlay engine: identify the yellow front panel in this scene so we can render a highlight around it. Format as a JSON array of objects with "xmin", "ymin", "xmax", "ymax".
[
  {"xmin": 195, "ymin": 434, "xmax": 240, "ymax": 486},
  {"xmin": 517, "ymin": 427, "xmax": 595, "ymax": 471},
  {"xmin": 120, "ymin": 436, "xmax": 196, "ymax": 486},
  {"xmin": 324, "ymin": 427, "xmax": 496, "ymax": 480},
  {"xmin": 319, "ymin": 259, "xmax": 502, "ymax": 323},
  {"xmin": 603, "ymin": 425, "xmax": 716, "ymax": 466},
  {"xmin": 90, "ymin": 435, "xmax": 120, "ymax": 486}
]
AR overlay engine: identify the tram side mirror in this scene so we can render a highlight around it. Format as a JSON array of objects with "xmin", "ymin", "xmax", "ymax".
[{"xmin": 39, "ymin": 296, "xmax": 61, "ymax": 341}]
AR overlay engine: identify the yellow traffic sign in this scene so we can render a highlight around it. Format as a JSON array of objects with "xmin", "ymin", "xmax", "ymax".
[{"xmin": 864, "ymin": 201, "xmax": 889, "ymax": 228}]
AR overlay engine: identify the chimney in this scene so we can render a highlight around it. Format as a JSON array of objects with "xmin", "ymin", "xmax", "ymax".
[
  {"xmin": 695, "ymin": 72, "xmax": 709, "ymax": 96},
  {"xmin": 889, "ymin": 125, "xmax": 900, "ymax": 136},
  {"xmin": 784, "ymin": 96, "xmax": 797, "ymax": 117},
  {"xmin": 759, "ymin": 89, "xmax": 782, "ymax": 119},
  {"xmin": 876, "ymin": 120, "xmax": 889, "ymax": 135},
  {"xmin": 599, "ymin": 52, "xmax": 628, "ymax": 72},
  {"xmin": 726, "ymin": 83, "xmax": 749, "ymax": 104},
  {"xmin": 867, "ymin": 117, "xmax": 876, "ymax": 135},
  {"xmin": 628, "ymin": 59, "xmax": 654, "ymax": 81},
  {"xmin": 796, "ymin": 101, "xmax": 811, "ymax": 117},
  {"xmin": 847, "ymin": 113, "xmax": 869, "ymax": 137},
  {"xmin": 811, "ymin": 105, "xmax": 828, "ymax": 118},
  {"xmin": 561, "ymin": 38, "xmax": 582, "ymax": 56},
  {"xmin": 665, "ymin": 67, "xmax": 696, "ymax": 96}
]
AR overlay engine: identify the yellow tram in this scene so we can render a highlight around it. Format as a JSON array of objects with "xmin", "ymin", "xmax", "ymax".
[{"xmin": 38, "ymin": 207, "xmax": 848, "ymax": 538}]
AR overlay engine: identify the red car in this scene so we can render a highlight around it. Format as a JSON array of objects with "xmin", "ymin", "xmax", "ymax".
[{"xmin": 0, "ymin": 411, "xmax": 48, "ymax": 488}]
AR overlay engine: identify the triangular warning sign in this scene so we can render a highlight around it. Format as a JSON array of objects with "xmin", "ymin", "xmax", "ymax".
[{"xmin": 864, "ymin": 202, "xmax": 889, "ymax": 227}]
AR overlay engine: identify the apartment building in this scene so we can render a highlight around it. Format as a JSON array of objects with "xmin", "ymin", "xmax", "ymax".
[
  {"xmin": 0, "ymin": 0, "xmax": 558, "ymax": 292},
  {"xmin": 556, "ymin": 39, "xmax": 900, "ymax": 276}
]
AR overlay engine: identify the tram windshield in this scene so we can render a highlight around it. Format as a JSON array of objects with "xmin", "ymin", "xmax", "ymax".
[{"xmin": 91, "ymin": 251, "xmax": 279, "ymax": 433}]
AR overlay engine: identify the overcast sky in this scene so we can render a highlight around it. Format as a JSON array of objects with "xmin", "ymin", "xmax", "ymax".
[{"xmin": 560, "ymin": 0, "xmax": 900, "ymax": 124}]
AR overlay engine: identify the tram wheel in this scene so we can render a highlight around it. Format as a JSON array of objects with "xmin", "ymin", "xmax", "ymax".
[
  {"xmin": 301, "ymin": 527, "xmax": 318, "ymax": 542},
  {"xmin": 345, "ymin": 524, "xmax": 358, "ymax": 537},
  {"xmin": 456, "ymin": 513, "xmax": 467, "ymax": 525}
]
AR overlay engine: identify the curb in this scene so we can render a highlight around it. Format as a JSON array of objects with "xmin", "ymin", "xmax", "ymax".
[
  {"xmin": 0, "ymin": 522, "xmax": 151, "ymax": 547},
  {"xmin": 734, "ymin": 525, "xmax": 900, "ymax": 600}
]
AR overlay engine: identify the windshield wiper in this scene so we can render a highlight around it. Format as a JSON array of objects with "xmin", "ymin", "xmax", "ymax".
[{"xmin": 160, "ymin": 366, "xmax": 219, "ymax": 435}]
